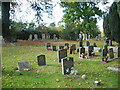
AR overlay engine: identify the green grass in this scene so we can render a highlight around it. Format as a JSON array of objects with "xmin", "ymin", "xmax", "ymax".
[{"xmin": 2, "ymin": 40, "xmax": 119, "ymax": 88}]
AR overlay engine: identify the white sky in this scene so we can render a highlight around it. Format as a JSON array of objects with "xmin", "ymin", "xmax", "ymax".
[{"xmin": 11, "ymin": 0, "xmax": 114, "ymax": 31}]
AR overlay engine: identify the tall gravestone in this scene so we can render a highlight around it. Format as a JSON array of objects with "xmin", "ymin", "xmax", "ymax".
[
  {"xmin": 79, "ymin": 40, "xmax": 83, "ymax": 47},
  {"xmin": 37, "ymin": 55, "xmax": 46, "ymax": 66},
  {"xmin": 109, "ymin": 48, "xmax": 114, "ymax": 59},
  {"xmin": 61, "ymin": 57, "xmax": 74, "ymax": 75},
  {"xmin": 102, "ymin": 49, "xmax": 108, "ymax": 62},
  {"xmin": 42, "ymin": 34, "xmax": 45, "ymax": 40},
  {"xmin": 109, "ymin": 40, "xmax": 112, "ymax": 46},
  {"xmin": 46, "ymin": 43, "xmax": 51, "ymax": 50},
  {"xmin": 28, "ymin": 34, "xmax": 32, "ymax": 41},
  {"xmin": 33, "ymin": 34, "xmax": 38, "ymax": 42},
  {"xmin": 58, "ymin": 49, "xmax": 67, "ymax": 63}
]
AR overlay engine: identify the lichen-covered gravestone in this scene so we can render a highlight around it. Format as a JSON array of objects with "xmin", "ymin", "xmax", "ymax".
[
  {"xmin": 58, "ymin": 49, "xmax": 67, "ymax": 63},
  {"xmin": 109, "ymin": 48, "xmax": 114, "ymax": 59},
  {"xmin": 37, "ymin": 55, "xmax": 46, "ymax": 66},
  {"xmin": 61, "ymin": 57, "xmax": 74, "ymax": 75},
  {"xmin": 17, "ymin": 62, "xmax": 30, "ymax": 70}
]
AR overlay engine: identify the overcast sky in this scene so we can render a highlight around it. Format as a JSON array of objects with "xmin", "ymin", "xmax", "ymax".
[{"xmin": 11, "ymin": 0, "xmax": 114, "ymax": 31}]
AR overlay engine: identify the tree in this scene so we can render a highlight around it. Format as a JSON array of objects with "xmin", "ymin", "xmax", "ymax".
[
  {"xmin": 60, "ymin": 2, "xmax": 103, "ymax": 37},
  {"xmin": 103, "ymin": 1, "xmax": 120, "ymax": 44}
]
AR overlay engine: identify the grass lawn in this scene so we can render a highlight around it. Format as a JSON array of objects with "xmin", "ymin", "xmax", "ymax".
[{"xmin": 2, "ymin": 39, "xmax": 119, "ymax": 88}]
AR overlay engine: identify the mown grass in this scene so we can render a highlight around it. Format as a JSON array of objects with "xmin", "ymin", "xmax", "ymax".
[{"xmin": 2, "ymin": 39, "xmax": 119, "ymax": 88}]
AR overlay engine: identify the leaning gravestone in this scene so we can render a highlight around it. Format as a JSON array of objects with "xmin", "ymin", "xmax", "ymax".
[
  {"xmin": 64, "ymin": 43, "xmax": 69, "ymax": 49},
  {"xmin": 58, "ymin": 49, "xmax": 67, "ymax": 63},
  {"xmin": 18, "ymin": 62, "xmax": 30, "ymax": 70},
  {"xmin": 45, "ymin": 43, "xmax": 51, "ymax": 50},
  {"xmin": 52, "ymin": 46, "xmax": 57, "ymax": 51},
  {"xmin": 61, "ymin": 57, "xmax": 74, "ymax": 75},
  {"xmin": 109, "ymin": 48, "xmax": 114, "ymax": 59},
  {"xmin": 28, "ymin": 34, "xmax": 33, "ymax": 41},
  {"xmin": 37, "ymin": 55, "xmax": 46, "ymax": 66}
]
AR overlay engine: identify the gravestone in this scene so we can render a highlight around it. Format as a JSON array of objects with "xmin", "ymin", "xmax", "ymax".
[
  {"xmin": 33, "ymin": 34, "xmax": 38, "ymax": 42},
  {"xmin": 17, "ymin": 62, "xmax": 30, "ymax": 70},
  {"xmin": 28, "ymin": 34, "xmax": 32, "ymax": 41},
  {"xmin": 61, "ymin": 57, "xmax": 74, "ymax": 75},
  {"xmin": 93, "ymin": 43, "xmax": 97, "ymax": 47},
  {"xmin": 79, "ymin": 47, "xmax": 85, "ymax": 54},
  {"xmin": 109, "ymin": 48, "xmax": 114, "ymax": 59},
  {"xmin": 0, "ymin": 36, "xmax": 5, "ymax": 46},
  {"xmin": 102, "ymin": 49, "xmax": 108, "ymax": 62},
  {"xmin": 58, "ymin": 49, "xmax": 67, "ymax": 63},
  {"xmin": 42, "ymin": 34, "xmax": 46, "ymax": 40},
  {"xmin": 88, "ymin": 35, "xmax": 90, "ymax": 40},
  {"xmin": 88, "ymin": 46, "xmax": 94, "ymax": 56},
  {"xmin": 117, "ymin": 47, "xmax": 120, "ymax": 58},
  {"xmin": 86, "ymin": 41, "xmax": 90, "ymax": 46},
  {"xmin": 109, "ymin": 40, "xmax": 112, "ymax": 46},
  {"xmin": 58, "ymin": 45, "xmax": 64, "ymax": 50},
  {"xmin": 70, "ymin": 44, "xmax": 76, "ymax": 54},
  {"xmin": 79, "ymin": 41, "xmax": 83, "ymax": 47},
  {"xmin": 46, "ymin": 43, "xmax": 51, "ymax": 50},
  {"xmin": 64, "ymin": 43, "xmax": 69, "ymax": 49},
  {"xmin": 103, "ymin": 44, "xmax": 108, "ymax": 53},
  {"xmin": 85, "ymin": 34, "xmax": 88, "ymax": 40},
  {"xmin": 52, "ymin": 46, "xmax": 57, "ymax": 51},
  {"xmin": 79, "ymin": 33, "xmax": 83, "ymax": 41},
  {"xmin": 37, "ymin": 55, "xmax": 46, "ymax": 66},
  {"xmin": 106, "ymin": 38, "xmax": 109, "ymax": 45}
]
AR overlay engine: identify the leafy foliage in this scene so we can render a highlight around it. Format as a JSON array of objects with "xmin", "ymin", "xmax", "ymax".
[{"xmin": 103, "ymin": 1, "xmax": 120, "ymax": 44}]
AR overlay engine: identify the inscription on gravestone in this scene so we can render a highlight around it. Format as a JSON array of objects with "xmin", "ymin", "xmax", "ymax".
[
  {"xmin": 37, "ymin": 55, "xmax": 46, "ymax": 66},
  {"xmin": 58, "ymin": 49, "xmax": 67, "ymax": 63},
  {"xmin": 18, "ymin": 62, "xmax": 30, "ymax": 70},
  {"xmin": 61, "ymin": 57, "xmax": 74, "ymax": 75}
]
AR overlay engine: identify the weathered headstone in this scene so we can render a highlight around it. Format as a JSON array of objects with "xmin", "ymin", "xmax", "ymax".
[
  {"xmin": 37, "ymin": 55, "xmax": 46, "ymax": 66},
  {"xmin": 86, "ymin": 41, "xmax": 90, "ymax": 46},
  {"xmin": 58, "ymin": 49, "xmax": 67, "ymax": 63},
  {"xmin": 64, "ymin": 43, "xmax": 69, "ymax": 49},
  {"xmin": 28, "ymin": 34, "xmax": 32, "ymax": 41},
  {"xmin": 45, "ymin": 43, "xmax": 51, "ymax": 50},
  {"xmin": 52, "ymin": 46, "xmax": 57, "ymax": 51},
  {"xmin": 42, "ymin": 34, "xmax": 46, "ymax": 40},
  {"xmin": 109, "ymin": 48, "xmax": 114, "ymax": 59},
  {"xmin": 61, "ymin": 57, "xmax": 74, "ymax": 75},
  {"xmin": 17, "ymin": 62, "xmax": 30, "ymax": 70},
  {"xmin": 33, "ymin": 34, "xmax": 38, "ymax": 42}
]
